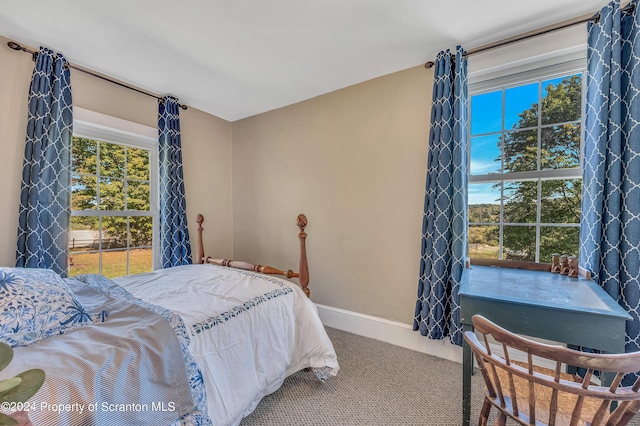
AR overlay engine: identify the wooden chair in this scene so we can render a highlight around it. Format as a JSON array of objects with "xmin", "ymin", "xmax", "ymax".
[{"xmin": 464, "ymin": 315, "xmax": 640, "ymax": 425}]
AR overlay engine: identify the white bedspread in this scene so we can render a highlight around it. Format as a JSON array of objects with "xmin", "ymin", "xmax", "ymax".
[{"xmin": 114, "ymin": 264, "xmax": 338, "ymax": 426}]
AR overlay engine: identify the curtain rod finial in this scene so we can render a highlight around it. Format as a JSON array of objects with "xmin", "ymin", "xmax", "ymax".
[
  {"xmin": 424, "ymin": 61, "xmax": 435, "ymax": 69},
  {"xmin": 7, "ymin": 41, "xmax": 37, "ymax": 61},
  {"xmin": 7, "ymin": 41, "xmax": 22, "ymax": 51}
]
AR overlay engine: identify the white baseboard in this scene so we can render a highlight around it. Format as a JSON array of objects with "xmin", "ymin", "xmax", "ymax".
[
  {"xmin": 315, "ymin": 304, "xmax": 571, "ymax": 375},
  {"xmin": 316, "ymin": 303, "xmax": 463, "ymax": 364}
]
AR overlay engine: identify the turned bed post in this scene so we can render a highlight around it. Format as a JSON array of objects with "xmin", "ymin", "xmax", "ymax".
[
  {"xmin": 297, "ymin": 214, "xmax": 310, "ymax": 298},
  {"xmin": 196, "ymin": 214, "xmax": 205, "ymax": 264}
]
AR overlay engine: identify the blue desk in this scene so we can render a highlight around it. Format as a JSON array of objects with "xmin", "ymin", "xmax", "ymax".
[{"xmin": 459, "ymin": 265, "xmax": 631, "ymax": 426}]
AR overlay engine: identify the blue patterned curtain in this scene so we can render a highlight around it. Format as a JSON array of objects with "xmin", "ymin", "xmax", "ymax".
[
  {"xmin": 16, "ymin": 47, "xmax": 73, "ymax": 277},
  {"xmin": 580, "ymin": 0, "xmax": 640, "ymax": 367},
  {"xmin": 413, "ymin": 46, "xmax": 468, "ymax": 346},
  {"xmin": 159, "ymin": 96, "xmax": 192, "ymax": 268}
]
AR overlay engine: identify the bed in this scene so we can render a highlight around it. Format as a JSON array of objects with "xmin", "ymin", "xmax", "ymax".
[{"xmin": 0, "ymin": 214, "xmax": 338, "ymax": 426}]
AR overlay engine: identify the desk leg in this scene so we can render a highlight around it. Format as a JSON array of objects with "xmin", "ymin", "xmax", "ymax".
[{"xmin": 462, "ymin": 324, "xmax": 473, "ymax": 426}]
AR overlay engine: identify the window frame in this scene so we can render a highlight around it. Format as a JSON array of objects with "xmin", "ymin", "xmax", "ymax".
[
  {"xmin": 71, "ymin": 108, "xmax": 160, "ymax": 275},
  {"xmin": 467, "ymin": 58, "xmax": 586, "ymax": 265}
]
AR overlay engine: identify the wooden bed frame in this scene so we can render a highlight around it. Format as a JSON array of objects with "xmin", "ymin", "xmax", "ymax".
[{"xmin": 195, "ymin": 213, "xmax": 311, "ymax": 298}]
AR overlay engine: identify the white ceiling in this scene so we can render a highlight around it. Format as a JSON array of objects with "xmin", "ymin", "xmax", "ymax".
[{"xmin": 0, "ymin": 0, "xmax": 608, "ymax": 121}]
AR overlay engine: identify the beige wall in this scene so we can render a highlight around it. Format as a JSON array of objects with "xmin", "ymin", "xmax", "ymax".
[
  {"xmin": 232, "ymin": 65, "xmax": 431, "ymax": 324},
  {"xmin": 0, "ymin": 38, "xmax": 37, "ymax": 266},
  {"xmin": 0, "ymin": 36, "xmax": 233, "ymax": 266}
]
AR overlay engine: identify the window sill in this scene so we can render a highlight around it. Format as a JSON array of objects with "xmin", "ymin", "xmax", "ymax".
[
  {"xmin": 469, "ymin": 257, "xmax": 591, "ymax": 280},
  {"xmin": 469, "ymin": 258, "xmax": 552, "ymax": 272}
]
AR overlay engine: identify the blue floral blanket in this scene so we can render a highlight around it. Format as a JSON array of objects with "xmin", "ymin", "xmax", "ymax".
[{"xmin": 4, "ymin": 275, "xmax": 210, "ymax": 426}]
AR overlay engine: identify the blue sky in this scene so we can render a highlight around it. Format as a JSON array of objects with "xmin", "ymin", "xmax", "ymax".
[{"xmin": 468, "ymin": 182, "xmax": 500, "ymax": 206}]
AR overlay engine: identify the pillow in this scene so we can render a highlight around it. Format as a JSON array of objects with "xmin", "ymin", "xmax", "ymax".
[{"xmin": 0, "ymin": 267, "xmax": 104, "ymax": 347}]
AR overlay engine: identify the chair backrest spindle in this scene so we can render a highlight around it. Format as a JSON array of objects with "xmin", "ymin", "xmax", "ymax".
[{"xmin": 528, "ymin": 352, "xmax": 537, "ymax": 424}]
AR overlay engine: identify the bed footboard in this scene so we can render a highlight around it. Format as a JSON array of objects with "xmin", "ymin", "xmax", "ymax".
[{"xmin": 195, "ymin": 214, "xmax": 311, "ymax": 298}]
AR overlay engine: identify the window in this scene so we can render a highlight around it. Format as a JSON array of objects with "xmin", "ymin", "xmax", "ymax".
[
  {"xmin": 468, "ymin": 63, "xmax": 583, "ymax": 264},
  {"xmin": 69, "ymin": 109, "xmax": 158, "ymax": 278}
]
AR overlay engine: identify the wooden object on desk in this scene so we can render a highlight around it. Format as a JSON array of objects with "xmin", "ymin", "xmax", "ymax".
[
  {"xmin": 578, "ymin": 265, "xmax": 592, "ymax": 281},
  {"xmin": 195, "ymin": 213, "xmax": 311, "ymax": 298},
  {"xmin": 551, "ymin": 253, "xmax": 561, "ymax": 274},
  {"xmin": 560, "ymin": 254, "xmax": 569, "ymax": 275},
  {"xmin": 465, "ymin": 314, "xmax": 640, "ymax": 426},
  {"xmin": 568, "ymin": 255, "xmax": 578, "ymax": 278}
]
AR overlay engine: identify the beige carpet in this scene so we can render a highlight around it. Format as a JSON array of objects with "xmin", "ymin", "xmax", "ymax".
[
  {"xmin": 241, "ymin": 327, "xmax": 640, "ymax": 426},
  {"xmin": 241, "ymin": 327, "xmax": 487, "ymax": 425}
]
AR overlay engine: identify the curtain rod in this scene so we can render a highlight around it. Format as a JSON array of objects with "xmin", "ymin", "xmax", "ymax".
[
  {"xmin": 424, "ymin": 2, "xmax": 635, "ymax": 69},
  {"xmin": 7, "ymin": 41, "xmax": 187, "ymax": 110}
]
